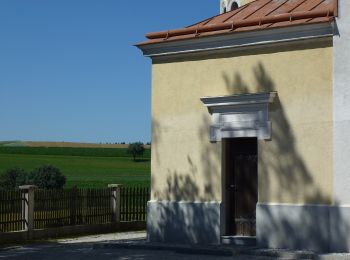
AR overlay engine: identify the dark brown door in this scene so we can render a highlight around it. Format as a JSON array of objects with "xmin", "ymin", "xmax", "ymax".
[{"xmin": 225, "ymin": 138, "xmax": 257, "ymax": 236}]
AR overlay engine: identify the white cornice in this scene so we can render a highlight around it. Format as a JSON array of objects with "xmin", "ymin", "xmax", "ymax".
[
  {"xmin": 137, "ymin": 22, "xmax": 334, "ymax": 58},
  {"xmin": 200, "ymin": 92, "xmax": 277, "ymax": 141},
  {"xmin": 200, "ymin": 92, "xmax": 277, "ymax": 112}
]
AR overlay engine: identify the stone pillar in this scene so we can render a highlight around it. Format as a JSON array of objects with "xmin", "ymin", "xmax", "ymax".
[
  {"xmin": 19, "ymin": 185, "xmax": 37, "ymax": 232},
  {"xmin": 108, "ymin": 184, "xmax": 122, "ymax": 223}
]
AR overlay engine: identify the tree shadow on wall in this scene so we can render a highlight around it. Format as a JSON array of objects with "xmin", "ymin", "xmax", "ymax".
[
  {"xmin": 149, "ymin": 115, "xmax": 222, "ymax": 244},
  {"xmin": 222, "ymin": 62, "xmax": 349, "ymax": 252},
  {"xmin": 148, "ymin": 60, "xmax": 349, "ymax": 252}
]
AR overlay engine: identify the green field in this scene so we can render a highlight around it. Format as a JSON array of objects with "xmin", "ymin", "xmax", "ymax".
[{"xmin": 0, "ymin": 147, "xmax": 150, "ymax": 188}]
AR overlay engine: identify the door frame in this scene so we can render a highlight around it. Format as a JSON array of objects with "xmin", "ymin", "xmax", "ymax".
[
  {"xmin": 200, "ymin": 92, "xmax": 275, "ymax": 238},
  {"xmin": 221, "ymin": 137, "xmax": 258, "ymax": 237}
]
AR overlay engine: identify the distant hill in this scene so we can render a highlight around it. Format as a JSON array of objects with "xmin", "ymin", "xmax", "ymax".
[
  {"xmin": 0, "ymin": 141, "xmax": 27, "ymax": 147},
  {"xmin": 0, "ymin": 141, "xmax": 150, "ymax": 149}
]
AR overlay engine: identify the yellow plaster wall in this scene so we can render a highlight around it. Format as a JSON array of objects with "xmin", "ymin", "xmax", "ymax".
[{"xmin": 151, "ymin": 39, "xmax": 333, "ymax": 204}]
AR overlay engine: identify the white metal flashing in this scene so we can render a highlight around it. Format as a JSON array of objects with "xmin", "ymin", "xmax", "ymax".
[
  {"xmin": 137, "ymin": 22, "xmax": 334, "ymax": 58},
  {"xmin": 333, "ymin": 0, "xmax": 350, "ymax": 205}
]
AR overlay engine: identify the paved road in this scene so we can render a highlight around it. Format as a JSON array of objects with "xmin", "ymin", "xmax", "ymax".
[
  {"xmin": 0, "ymin": 232, "xmax": 276, "ymax": 260},
  {"xmin": 4, "ymin": 232, "xmax": 348, "ymax": 259},
  {"xmin": 0, "ymin": 243, "xmax": 275, "ymax": 260}
]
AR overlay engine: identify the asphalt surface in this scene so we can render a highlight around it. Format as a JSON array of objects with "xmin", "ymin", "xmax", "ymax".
[
  {"xmin": 0, "ymin": 243, "xmax": 276, "ymax": 260},
  {"xmin": 0, "ymin": 232, "xmax": 275, "ymax": 260},
  {"xmin": 1, "ymin": 232, "xmax": 349, "ymax": 259}
]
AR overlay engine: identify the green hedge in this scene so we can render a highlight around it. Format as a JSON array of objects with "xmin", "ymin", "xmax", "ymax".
[{"xmin": 0, "ymin": 147, "xmax": 151, "ymax": 158}]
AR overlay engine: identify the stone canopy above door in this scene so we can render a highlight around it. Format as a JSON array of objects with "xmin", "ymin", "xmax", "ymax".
[{"xmin": 200, "ymin": 92, "xmax": 277, "ymax": 142}]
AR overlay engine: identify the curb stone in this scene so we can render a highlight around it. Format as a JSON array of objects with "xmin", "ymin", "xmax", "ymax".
[
  {"xmin": 92, "ymin": 241, "xmax": 350, "ymax": 259},
  {"xmin": 93, "ymin": 241, "xmax": 321, "ymax": 259},
  {"xmin": 93, "ymin": 242, "xmax": 234, "ymax": 256},
  {"xmin": 237, "ymin": 248, "xmax": 316, "ymax": 259},
  {"xmin": 317, "ymin": 255, "xmax": 350, "ymax": 260}
]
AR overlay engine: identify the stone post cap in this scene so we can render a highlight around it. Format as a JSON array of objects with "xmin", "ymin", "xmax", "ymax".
[
  {"xmin": 108, "ymin": 184, "xmax": 122, "ymax": 189},
  {"xmin": 19, "ymin": 185, "xmax": 37, "ymax": 190}
]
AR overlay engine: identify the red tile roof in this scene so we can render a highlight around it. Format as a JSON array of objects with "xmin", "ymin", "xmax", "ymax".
[{"xmin": 139, "ymin": 0, "xmax": 337, "ymax": 45}]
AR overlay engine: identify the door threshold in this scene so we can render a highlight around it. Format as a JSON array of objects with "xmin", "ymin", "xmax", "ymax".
[{"xmin": 221, "ymin": 236, "xmax": 256, "ymax": 246}]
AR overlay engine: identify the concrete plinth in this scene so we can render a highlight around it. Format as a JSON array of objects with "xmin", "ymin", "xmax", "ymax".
[{"xmin": 147, "ymin": 201, "xmax": 221, "ymax": 244}]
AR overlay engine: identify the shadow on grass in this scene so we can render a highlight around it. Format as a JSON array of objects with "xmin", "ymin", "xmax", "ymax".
[{"xmin": 133, "ymin": 159, "xmax": 151, "ymax": 163}]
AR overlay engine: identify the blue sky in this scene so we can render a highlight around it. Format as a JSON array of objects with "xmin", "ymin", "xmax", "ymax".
[{"xmin": 0, "ymin": 0, "xmax": 217, "ymax": 143}]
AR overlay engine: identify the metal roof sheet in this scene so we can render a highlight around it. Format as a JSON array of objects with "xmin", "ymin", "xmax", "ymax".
[{"xmin": 139, "ymin": 0, "xmax": 336, "ymax": 46}]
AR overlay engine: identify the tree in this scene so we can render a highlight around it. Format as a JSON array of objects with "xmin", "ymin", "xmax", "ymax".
[
  {"xmin": 0, "ymin": 168, "xmax": 27, "ymax": 189},
  {"xmin": 27, "ymin": 165, "xmax": 66, "ymax": 189},
  {"xmin": 127, "ymin": 142, "xmax": 145, "ymax": 161}
]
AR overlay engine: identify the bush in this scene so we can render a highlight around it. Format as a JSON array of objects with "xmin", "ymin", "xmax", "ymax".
[
  {"xmin": 28, "ymin": 165, "xmax": 66, "ymax": 189},
  {"xmin": 0, "ymin": 168, "xmax": 27, "ymax": 189},
  {"xmin": 127, "ymin": 142, "xmax": 145, "ymax": 161}
]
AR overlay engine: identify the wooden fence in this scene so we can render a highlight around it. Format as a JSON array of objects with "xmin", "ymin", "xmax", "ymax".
[
  {"xmin": 34, "ymin": 188, "xmax": 113, "ymax": 229},
  {"xmin": 0, "ymin": 186, "xmax": 150, "ymax": 232},
  {"xmin": 0, "ymin": 190, "xmax": 24, "ymax": 232},
  {"xmin": 120, "ymin": 187, "xmax": 149, "ymax": 221}
]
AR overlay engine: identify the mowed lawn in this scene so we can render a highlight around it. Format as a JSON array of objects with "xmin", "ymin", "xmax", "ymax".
[{"xmin": 0, "ymin": 153, "xmax": 150, "ymax": 188}]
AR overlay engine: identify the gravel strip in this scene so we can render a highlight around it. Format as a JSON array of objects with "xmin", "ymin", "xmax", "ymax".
[{"xmin": 53, "ymin": 231, "xmax": 147, "ymax": 244}]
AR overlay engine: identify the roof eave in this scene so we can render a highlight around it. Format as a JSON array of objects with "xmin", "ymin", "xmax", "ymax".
[{"xmin": 136, "ymin": 21, "xmax": 335, "ymax": 58}]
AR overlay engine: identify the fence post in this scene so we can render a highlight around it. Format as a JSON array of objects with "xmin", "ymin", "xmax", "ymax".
[
  {"xmin": 108, "ymin": 184, "xmax": 122, "ymax": 223},
  {"xmin": 70, "ymin": 186, "xmax": 78, "ymax": 226},
  {"xmin": 19, "ymin": 185, "xmax": 37, "ymax": 233}
]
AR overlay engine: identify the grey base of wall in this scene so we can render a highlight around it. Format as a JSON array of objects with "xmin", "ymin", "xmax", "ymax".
[
  {"xmin": 257, "ymin": 203, "xmax": 350, "ymax": 253},
  {"xmin": 147, "ymin": 201, "xmax": 221, "ymax": 244},
  {"xmin": 147, "ymin": 201, "xmax": 350, "ymax": 253},
  {"xmin": 0, "ymin": 221, "xmax": 145, "ymax": 245}
]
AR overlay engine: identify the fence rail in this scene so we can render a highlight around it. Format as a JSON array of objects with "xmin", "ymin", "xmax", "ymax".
[
  {"xmin": 34, "ymin": 188, "xmax": 113, "ymax": 229},
  {"xmin": 120, "ymin": 187, "xmax": 149, "ymax": 221},
  {"xmin": 0, "ymin": 190, "xmax": 25, "ymax": 232},
  {"xmin": 0, "ymin": 185, "xmax": 149, "ymax": 233}
]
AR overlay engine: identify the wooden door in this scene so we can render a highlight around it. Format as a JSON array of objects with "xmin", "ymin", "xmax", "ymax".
[{"xmin": 225, "ymin": 138, "xmax": 257, "ymax": 236}]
